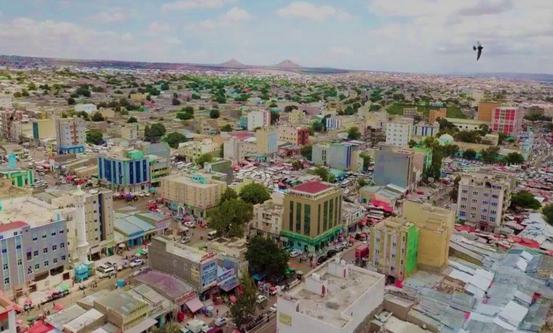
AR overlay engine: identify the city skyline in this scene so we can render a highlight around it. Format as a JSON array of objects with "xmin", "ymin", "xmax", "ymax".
[{"xmin": 0, "ymin": 0, "xmax": 552, "ymax": 74}]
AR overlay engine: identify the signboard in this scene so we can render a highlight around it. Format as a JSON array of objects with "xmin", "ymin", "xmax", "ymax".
[
  {"xmin": 201, "ymin": 261, "xmax": 217, "ymax": 287},
  {"xmin": 217, "ymin": 268, "xmax": 235, "ymax": 284}
]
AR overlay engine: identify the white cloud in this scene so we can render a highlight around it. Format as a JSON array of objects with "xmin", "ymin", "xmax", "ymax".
[
  {"xmin": 196, "ymin": 7, "xmax": 252, "ymax": 31},
  {"xmin": 90, "ymin": 8, "xmax": 131, "ymax": 23},
  {"xmin": 277, "ymin": 2, "xmax": 351, "ymax": 22},
  {"xmin": 147, "ymin": 21, "xmax": 171, "ymax": 34},
  {"xmin": 162, "ymin": 0, "xmax": 235, "ymax": 12}
]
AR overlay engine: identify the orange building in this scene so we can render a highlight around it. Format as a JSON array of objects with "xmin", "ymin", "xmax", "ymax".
[
  {"xmin": 428, "ymin": 108, "xmax": 447, "ymax": 123},
  {"xmin": 477, "ymin": 102, "xmax": 500, "ymax": 122}
]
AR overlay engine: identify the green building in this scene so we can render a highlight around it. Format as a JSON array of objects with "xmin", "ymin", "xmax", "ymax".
[{"xmin": 0, "ymin": 168, "xmax": 34, "ymax": 188}]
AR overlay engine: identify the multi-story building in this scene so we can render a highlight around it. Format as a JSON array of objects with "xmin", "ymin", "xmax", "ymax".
[
  {"xmin": 369, "ymin": 216, "xmax": 419, "ymax": 281},
  {"xmin": 97, "ymin": 149, "xmax": 151, "ymax": 192},
  {"xmin": 119, "ymin": 123, "xmax": 139, "ymax": 141},
  {"xmin": 281, "ymin": 181, "xmax": 342, "ymax": 253},
  {"xmin": 373, "ymin": 145, "xmax": 416, "ymax": 190},
  {"xmin": 0, "ymin": 197, "xmax": 69, "ymax": 296},
  {"xmin": 277, "ymin": 259, "xmax": 385, "ymax": 333},
  {"xmin": 0, "ymin": 292, "xmax": 16, "ymax": 333},
  {"xmin": 444, "ymin": 118, "xmax": 488, "ymax": 131},
  {"xmin": 255, "ymin": 127, "xmax": 278, "ymax": 156},
  {"xmin": 385, "ymin": 117, "xmax": 413, "ymax": 147},
  {"xmin": 403, "ymin": 107, "xmax": 418, "ymax": 118},
  {"xmin": 32, "ymin": 118, "xmax": 56, "ymax": 142},
  {"xmin": 277, "ymin": 126, "xmax": 309, "ymax": 146},
  {"xmin": 250, "ymin": 199, "xmax": 282, "ymax": 241},
  {"xmin": 223, "ymin": 134, "xmax": 257, "ymax": 162},
  {"xmin": 288, "ymin": 109, "xmax": 306, "ymax": 125},
  {"xmin": 247, "ymin": 110, "xmax": 270, "ymax": 131},
  {"xmin": 325, "ymin": 117, "xmax": 342, "ymax": 130},
  {"xmin": 428, "ymin": 108, "xmax": 447, "ymax": 123},
  {"xmin": 413, "ymin": 121, "xmax": 440, "ymax": 138},
  {"xmin": 403, "ymin": 200, "xmax": 455, "ymax": 270},
  {"xmin": 477, "ymin": 101, "xmax": 501, "ymax": 122},
  {"xmin": 312, "ymin": 142, "xmax": 359, "ymax": 171},
  {"xmin": 491, "ymin": 106, "xmax": 523, "ymax": 137},
  {"xmin": 148, "ymin": 154, "xmax": 170, "ymax": 187},
  {"xmin": 456, "ymin": 172, "xmax": 515, "ymax": 231},
  {"xmin": 177, "ymin": 139, "xmax": 221, "ymax": 163},
  {"xmin": 148, "ymin": 236, "xmax": 218, "ymax": 295},
  {"xmin": 55, "ymin": 117, "xmax": 86, "ymax": 154},
  {"xmin": 160, "ymin": 173, "xmax": 226, "ymax": 217}
]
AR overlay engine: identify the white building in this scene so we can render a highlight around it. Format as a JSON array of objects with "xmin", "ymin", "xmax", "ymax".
[
  {"xmin": 247, "ymin": 110, "xmax": 270, "ymax": 131},
  {"xmin": 413, "ymin": 121, "xmax": 440, "ymax": 138},
  {"xmin": 277, "ymin": 259, "xmax": 385, "ymax": 333},
  {"xmin": 385, "ymin": 118, "xmax": 413, "ymax": 147},
  {"xmin": 74, "ymin": 103, "xmax": 97, "ymax": 114},
  {"xmin": 55, "ymin": 117, "xmax": 86, "ymax": 154}
]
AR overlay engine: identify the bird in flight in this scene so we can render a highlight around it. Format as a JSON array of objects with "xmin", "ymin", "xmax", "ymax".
[{"xmin": 473, "ymin": 41, "xmax": 483, "ymax": 61}]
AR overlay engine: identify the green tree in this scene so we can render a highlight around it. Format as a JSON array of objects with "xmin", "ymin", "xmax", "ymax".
[
  {"xmin": 239, "ymin": 183, "xmax": 271, "ymax": 205},
  {"xmin": 505, "ymin": 152, "xmax": 524, "ymax": 165},
  {"xmin": 221, "ymin": 124, "xmax": 233, "ymax": 132},
  {"xmin": 229, "ymin": 274, "xmax": 257, "ymax": 330},
  {"xmin": 544, "ymin": 204, "xmax": 553, "ymax": 226},
  {"xmin": 246, "ymin": 236, "xmax": 289, "ymax": 278},
  {"xmin": 300, "ymin": 144, "xmax": 312, "ymax": 161},
  {"xmin": 171, "ymin": 97, "xmax": 181, "ymax": 106},
  {"xmin": 311, "ymin": 121, "xmax": 323, "ymax": 132},
  {"xmin": 311, "ymin": 166, "xmax": 336, "ymax": 183},
  {"xmin": 511, "ymin": 191, "xmax": 541, "ymax": 210},
  {"xmin": 209, "ymin": 109, "xmax": 220, "ymax": 119},
  {"xmin": 67, "ymin": 97, "xmax": 76, "ymax": 105},
  {"xmin": 347, "ymin": 126, "xmax": 361, "ymax": 140},
  {"xmin": 449, "ymin": 175, "xmax": 461, "ymax": 200},
  {"xmin": 91, "ymin": 112, "xmax": 104, "ymax": 122},
  {"xmin": 220, "ymin": 187, "xmax": 238, "ymax": 203},
  {"xmin": 408, "ymin": 139, "xmax": 417, "ymax": 148},
  {"xmin": 127, "ymin": 116, "xmax": 137, "ymax": 123},
  {"xmin": 86, "ymin": 129, "xmax": 103, "ymax": 145},
  {"xmin": 480, "ymin": 146, "xmax": 500, "ymax": 164},
  {"xmin": 284, "ymin": 105, "xmax": 298, "ymax": 113},
  {"xmin": 463, "ymin": 149, "xmax": 477, "ymax": 160},
  {"xmin": 163, "ymin": 132, "xmax": 187, "ymax": 149},
  {"xmin": 144, "ymin": 123, "xmax": 166, "ymax": 142},
  {"xmin": 208, "ymin": 198, "xmax": 253, "ymax": 238},
  {"xmin": 195, "ymin": 153, "xmax": 213, "ymax": 167}
]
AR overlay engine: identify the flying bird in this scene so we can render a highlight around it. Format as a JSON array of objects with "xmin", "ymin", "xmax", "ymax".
[{"xmin": 473, "ymin": 41, "xmax": 483, "ymax": 61}]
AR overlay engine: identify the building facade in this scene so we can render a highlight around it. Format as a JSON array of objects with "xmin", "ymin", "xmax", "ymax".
[
  {"xmin": 413, "ymin": 121, "xmax": 440, "ymax": 138},
  {"xmin": 312, "ymin": 142, "xmax": 358, "ymax": 171},
  {"xmin": 385, "ymin": 118, "xmax": 413, "ymax": 147},
  {"xmin": 278, "ymin": 126, "xmax": 309, "ymax": 146},
  {"xmin": 373, "ymin": 145, "xmax": 415, "ymax": 190},
  {"xmin": 247, "ymin": 110, "xmax": 270, "ymax": 131},
  {"xmin": 428, "ymin": 108, "xmax": 447, "ymax": 123},
  {"xmin": 250, "ymin": 199, "xmax": 282, "ymax": 241},
  {"xmin": 255, "ymin": 127, "xmax": 278, "ymax": 156},
  {"xmin": 55, "ymin": 117, "xmax": 86, "ymax": 154},
  {"xmin": 477, "ymin": 102, "xmax": 500, "ymax": 122},
  {"xmin": 456, "ymin": 172, "xmax": 515, "ymax": 231},
  {"xmin": 369, "ymin": 217, "xmax": 419, "ymax": 280},
  {"xmin": 97, "ymin": 149, "xmax": 151, "ymax": 192},
  {"xmin": 491, "ymin": 106, "xmax": 523, "ymax": 137},
  {"xmin": 281, "ymin": 181, "xmax": 342, "ymax": 252}
]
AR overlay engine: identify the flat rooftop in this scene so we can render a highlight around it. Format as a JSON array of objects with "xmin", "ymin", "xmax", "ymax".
[
  {"xmin": 291, "ymin": 181, "xmax": 331, "ymax": 194},
  {"xmin": 94, "ymin": 290, "xmax": 148, "ymax": 317},
  {"xmin": 0, "ymin": 196, "xmax": 64, "ymax": 227},
  {"xmin": 287, "ymin": 260, "xmax": 384, "ymax": 328},
  {"xmin": 154, "ymin": 236, "xmax": 213, "ymax": 263}
]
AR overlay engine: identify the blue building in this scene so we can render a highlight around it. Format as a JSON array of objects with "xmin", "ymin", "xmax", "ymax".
[
  {"xmin": 98, "ymin": 149, "xmax": 150, "ymax": 192},
  {"xmin": 312, "ymin": 142, "xmax": 358, "ymax": 171}
]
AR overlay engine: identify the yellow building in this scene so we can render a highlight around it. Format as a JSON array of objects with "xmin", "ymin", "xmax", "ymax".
[
  {"xmin": 369, "ymin": 217, "xmax": 419, "ymax": 280},
  {"xmin": 477, "ymin": 101, "xmax": 500, "ymax": 122},
  {"xmin": 281, "ymin": 181, "xmax": 342, "ymax": 252},
  {"xmin": 288, "ymin": 110, "xmax": 306, "ymax": 125},
  {"xmin": 402, "ymin": 200, "xmax": 455, "ymax": 270},
  {"xmin": 255, "ymin": 127, "xmax": 278, "ymax": 156},
  {"xmin": 160, "ymin": 173, "xmax": 226, "ymax": 217},
  {"xmin": 32, "ymin": 118, "xmax": 56, "ymax": 140},
  {"xmin": 120, "ymin": 123, "xmax": 139, "ymax": 141}
]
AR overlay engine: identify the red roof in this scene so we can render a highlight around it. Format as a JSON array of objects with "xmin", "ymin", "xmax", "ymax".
[
  {"xmin": 0, "ymin": 221, "xmax": 28, "ymax": 233},
  {"xmin": 292, "ymin": 181, "xmax": 330, "ymax": 194},
  {"xmin": 231, "ymin": 131, "xmax": 254, "ymax": 141},
  {"xmin": 28, "ymin": 321, "xmax": 54, "ymax": 333}
]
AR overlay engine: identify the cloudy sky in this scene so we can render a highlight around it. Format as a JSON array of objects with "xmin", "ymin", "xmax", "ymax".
[{"xmin": 0, "ymin": 0, "xmax": 552, "ymax": 74}]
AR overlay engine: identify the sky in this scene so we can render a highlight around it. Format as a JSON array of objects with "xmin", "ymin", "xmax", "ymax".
[{"xmin": 0, "ymin": 0, "xmax": 552, "ymax": 74}]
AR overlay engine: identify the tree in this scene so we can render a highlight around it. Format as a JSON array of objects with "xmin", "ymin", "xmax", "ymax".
[
  {"xmin": 270, "ymin": 111, "xmax": 280, "ymax": 125},
  {"xmin": 347, "ymin": 126, "xmax": 361, "ymax": 140},
  {"xmin": 221, "ymin": 124, "xmax": 233, "ymax": 132},
  {"xmin": 127, "ymin": 116, "xmax": 137, "ymax": 123},
  {"xmin": 498, "ymin": 132, "xmax": 508, "ymax": 145},
  {"xmin": 360, "ymin": 152, "xmax": 371, "ymax": 171},
  {"xmin": 229, "ymin": 273, "xmax": 257, "ymax": 330},
  {"xmin": 291, "ymin": 160, "xmax": 303, "ymax": 170},
  {"xmin": 300, "ymin": 145, "xmax": 312, "ymax": 161},
  {"xmin": 86, "ymin": 129, "xmax": 103, "ymax": 145},
  {"xmin": 311, "ymin": 121, "xmax": 323, "ymax": 132},
  {"xmin": 144, "ymin": 123, "xmax": 166, "ymax": 142},
  {"xmin": 163, "ymin": 132, "xmax": 187, "ymax": 149},
  {"xmin": 505, "ymin": 152, "xmax": 524, "ymax": 165},
  {"xmin": 209, "ymin": 109, "xmax": 220, "ymax": 119},
  {"xmin": 220, "ymin": 187, "xmax": 238, "ymax": 203},
  {"xmin": 246, "ymin": 236, "xmax": 289, "ymax": 279},
  {"xmin": 449, "ymin": 175, "xmax": 461, "ymax": 200},
  {"xmin": 67, "ymin": 97, "xmax": 76, "ymax": 105},
  {"xmin": 208, "ymin": 198, "xmax": 253, "ymax": 238},
  {"xmin": 91, "ymin": 112, "xmax": 104, "ymax": 122},
  {"xmin": 544, "ymin": 204, "xmax": 553, "ymax": 226},
  {"xmin": 480, "ymin": 146, "xmax": 500, "ymax": 164},
  {"xmin": 463, "ymin": 149, "xmax": 477, "ymax": 160},
  {"xmin": 195, "ymin": 153, "xmax": 213, "ymax": 167},
  {"xmin": 311, "ymin": 166, "xmax": 335, "ymax": 183},
  {"xmin": 284, "ymin": 105, "xmax": 298, "ymax": 113},
  {"xmin": 171, "ymin": 97, "xmax": 181, "ymax": 106},
  {"xmin": 358, "ymin": 178, "xmax": 368, "ymax": 187},
  {"xmin": 408, "ymin": 140, "xmax": 417, "ymax": 148},
  {"xmin": 511, "ymin": 191, "xmax": 541, "ymax": 210},
  {"xmin": 239, "ymin": 183, "xmax": 271, "ymax": 205}
]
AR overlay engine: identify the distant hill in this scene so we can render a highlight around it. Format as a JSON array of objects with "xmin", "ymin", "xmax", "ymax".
[
  {"xmin": 219, "ymin": 59, "xmax": 247, "ymax": 68},
  {"xmin": 274, "ymin": 59, "xmax": 301, "ymax": 69}
]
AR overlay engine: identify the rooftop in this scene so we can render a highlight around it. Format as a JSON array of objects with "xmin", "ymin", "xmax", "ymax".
[
  {"xmin": 0, "ymin": 196, "xmax": 65, "ymax": 227},
  {"xmin": 134, "ymin": 269, "xmax": 194, "ymax": 300},
  {"xmin": 291, "ymin": 181, "xmax": 331, "ymax": 194},
  {"xmin": 94, "ymin": 290, "xmax": 148, "ymax": 317}
]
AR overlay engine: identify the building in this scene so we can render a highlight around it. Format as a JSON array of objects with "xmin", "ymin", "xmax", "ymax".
[
  {"xmin": 428, "ymin": 108, "xmax": 447, "ymax": 123},
  {"xmin": 444, "ymin": 118, "xmax": 488, "ymax": 131},
  {"xmin": 373, "ymin": 145, "xmax": 415, "ymax": 191},
  {"xmin": 281, "ymin": 181, "xmax": 342, "ymax": 253},
  {"xmin": 312, "ymin": 142, "xmax": 359, "ymax": 171},
  {"xmin": 403, "ymin": 201, "xmax": 455, "ymax": 270},
  {"xmin": 288, "ymin": 109, "xmax": 306, "ymax": 125},
  {"xmin": 93, "ymin": 290, "xmax": 151, "ymax": 331},
  {"xmin": 223, "ymin": 134, "xmax": 256, "ymax": 162},
  {"xmin": 385, "ymin": 118, "xmax": 413, "ymax": 147},
  {"xmin": 0, "ymin": 197, "xmax": 69, "ymax": 296},
  {"xmin": 369, "ymin": 217, "xmax": 419, "ymax": 280},
  {"xmin": 325, "ymin": 117, "xmax": 342, "ymax": 130},
  {"xmin": 278, "ymin": 126, "xmax": 309, "ymax": 146},
  {"xmin": 477, "ymin": 102, "xmax": 501, "ymax": 122},
  {"xmin": 177, "ymin": 138, "xmax": 221, "ymax": 163},
  {"xmin": 456, "ymin": 172, "xmax": 515, "ymax": 231},
  {"xmin": 247, "ymin": 110, "xmax": 270, "ymax": 131},
  {"xmin": 148, "ymin": 154, "xmax": 170, "ymax": 187},
  {"xmin": 97, "ymin": 149, "xmax": 151, "ymax": 192},
  {"xmin": 148, "ymin": 236, "xmax": 218, "ymax": 295},
  {"xmin": 250, "ymin": 198, "xmax": 282, "ymax": 241},
  {"xmin": 491, "ymin": 106, "xmax": 523, "ymax": 137},
  {"xmin": 55, "ymin": 117, "xmax": 86, "ymax": 154},
  {"xmin": 74, "ymin": 104, "xmax": 97, "ymax": 114},
  {"xmin": 0, "ymin": 168, "xmax": 34, "ymax": 188},
  {"xmin": 32, "ymin": 118, "xmax": 56, "ymax": 141},
  {"xmin": 413, "ymin": 122, "xmax": 440, "ymax": 138},
  {"xmin": 160, "ymin": 173, "xmax": 226, "ymax": 218},
  {"xmin": 403, "ymin": 107, "xmax": 418, "ymax": 118},
  {"xmin": 0, "ymin": 292, "xmax": 16, "ymax": 333},
  {"xmin": 276, "ymin": 259, "xmax": 385, "ymax": 333},
  {"xmin": 119, "ymin": 123, "xmax": 139, "ymax": 141},
  {"xmin": 255, "ymin": 127, "xmax": 278, "ymax": 156}
]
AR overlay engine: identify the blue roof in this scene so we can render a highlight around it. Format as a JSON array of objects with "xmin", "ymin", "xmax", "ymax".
[
  {"xmin": 137, "ymin": 212, "xmax": 167, "ymax": 223},
  {"xmin": 114, "ymin": 218, "xmax": 144, "ymax": 237},
  {"xmin": 124, "ymin": 215, "xmax": 155, "ymax": 234}
]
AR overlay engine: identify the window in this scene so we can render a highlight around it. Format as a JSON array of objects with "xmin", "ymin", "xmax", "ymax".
[
  {"xmin": 303, "ymin": 205, "xmax": 311, "ymax": 236},
  {"xmin": 52, "ymin": 245, "xmax": 57, "ymax": 251},
  {"xmin": 288, "ymin": 201, "xmax": 294, "ymax": 231},
  {"xmin": 1, "ymin": 249, "xmax": 6, "ymax": 254},
  {"xmin": 2, "ymin": 264, "xmax": 7, "ymax": 270},
  {"xmin": 32, "ymin": 234, "xmax": 38, "ymax": 241},
  {"xmin": 42, "ymin": 233, "xmax": 47, "ymax": 239},
  {"xmin": 35, "ymin": 264, "xmax": 40, "ymax": 270},
  {"xmin": 16, "ymin": 244, "xmax": 21, "ymax": 249},
  {"xmin": 17, "ymin": 259, "xmax": 22, "ymax": 265},
  {"xmin": 295, "ymin": 202, "xmax": 302, "ymax": 232},
  {"xmin": 27, "ymin": 252, "xmax": 32, "ymax": 260},
  {"xmin": 4, "ymin": 278, "xmax": 9, "ymax": 285},
  {"xmin": 60, "ymin": 243, "xmax": 65, "ymax": 248},
  {"xmin": 53, "ymin": 258, "xmax": 58, "ymax": 264},
  {"xmin": 33, "ymin": 250, "xmax": 38, "ymax": 256},
  {"xmin": 51, "ymin": 231, "xmax": 56, "ymax": 236},
  {"xmin": 44, "ymin": 261, "xmax": 49, "ymax": 267},
  {"xmin": 61, "ymin": 255, "xmax": 66, "ymax": 261},
  {"xmin": 43, "ymin": 248, "xmax": 48, "ymax": 254}
]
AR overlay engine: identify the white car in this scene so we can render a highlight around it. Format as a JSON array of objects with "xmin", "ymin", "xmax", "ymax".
[
  {"xmin": 256, "ymin": 295, "xmax": 268, "ymax": 304},
  {"xmin": 269, "ymin": 305, "xmax": 277, "ymax": 313},
  {"xmin": 130, "ymin": 259, "xmax": 144, "ymax": 268},
  {"xmin": 184, "ymin": 221, "xmax": 196, "ymax": 228},
  {"xmin": 289, "ymin": 250, "xmax": 302, "ymax": 258},
  {"xmin": 213, "ymin": 317, "xmax": 227, "ymax": 327}
]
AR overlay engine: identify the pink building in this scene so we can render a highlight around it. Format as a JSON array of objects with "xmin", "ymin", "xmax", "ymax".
[{"xmin": 491, "ymin": 107, "xmax": 523, "ymax": 137}]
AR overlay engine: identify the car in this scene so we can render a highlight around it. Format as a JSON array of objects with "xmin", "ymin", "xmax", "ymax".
[
  {"xmin": 130, "ymin": 259, "xmax": 144, "ymax": 268},
  {"xmin": 269, "ymin": 305, "xmax": 277, "ymax": 313},
  {"xmin": 116, "ymin": 264, "xmax": 123, "ymax": 271},
  {"xmin": 327, "ymin": 249, "xmax": 338, "ymax": 257},
  {"xmin": 317, "ymin": 256, "xmax": 328, "ymax": 265},
  {"xmin": 256, "ymin": 295, "xmax": 268, "ymax": 304},
  {"xmin": 184, "ymin": 221, "xmax": 196, "ymax": 228},
  {"xmin": 289, "ymin": 249, "xmax": 302, "ymax": 258},
  {"xmin": 213, "ymin": 317, "xmax": 227, "ymax": 327}
]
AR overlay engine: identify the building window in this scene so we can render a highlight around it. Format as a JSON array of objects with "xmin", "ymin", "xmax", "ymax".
[
  {"xmin": 32, "ymin": 234, "xmax": 38, "ymax": 241},
  {"xmin": 53, "ymin": 258, "xmax": 58, "ymax": 264},
  {"xmin": 42, "ymin": 233, "xmax": 47, "ymax": 239},
  {"xmin": 17, "ymin": 259, "xmax": 22, "ymax": 265},
  {"xmin": 60, "ymin": 243, "xmax": 65, "ymax": 248},
  {"xmin": 323, "ymin": 201, "xmax": 329, "ymax": 231},
  {"xmin": 304, "ymin": 205, "xmax": 311, "ymax": 236},
  {"xmin": 295, "ymin": 202, "xmax": 302, "ymax": 233},
  {"xmin": 51, "ymin": 231, "xmax": 56, "ymax": 236},
  {"xmin": 289, "ymin": 202, "xmax": 294, "ymax": 231},
  {"xmin": 27, "ymin": 252, "xmax": 32, "ymax": 260},
  {"xmin": 4, "ymin": 278, "xmax": 9, "ymax": 285},
  {"xmin": 43, "ymin": 248, "xmax": 48, "ymax": 254},
  {"xmin": 61, "ymin": 255, "xmax": 66, "ymax": 261},
  {"xmin": 52, "ymin": 245, "xmax": 57, "ymax": 251},
  {"xmin": 2, "ymin": 264, "xmax": 7, "ymax": 270},
  {"xmin": 44, "ymin": 261, "xmax": 49, "ymax": 267},
  {"xmin": 34, "ymin": 250, "xmax": 38, "ymax": 256},
  {"xmin": 35, "ymin": 264, "xmax": 40, "ymax": 270},
  {"xmin": 1, "ymin": 249, "xmax": 6, "ymax": 254}
]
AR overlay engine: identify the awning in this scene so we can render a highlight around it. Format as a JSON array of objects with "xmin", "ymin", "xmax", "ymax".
[
  {"xmin": 123, "ymin": 317, "xmax": 157, "ymax": 333},
  {"xmin": 185, "ymin": 297, "xmax": 204, "ymax": 313}
]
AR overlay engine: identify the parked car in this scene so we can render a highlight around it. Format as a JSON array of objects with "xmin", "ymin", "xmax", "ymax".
[
  {"xmin": 269, "ymin": 305, "xmax": 277, "ymax": 313},
  {"xmin": 327, "ymin": 249, "xmax": 338, "ymax": 257},
  {"xmin": 317, "ymin": 255, "xmax": 328, "ymax": 265},
  {"xmin": 213, "ymin": 317, "xmax": 227, "ymax": 327},
  {"xmin": 256, "ymin": 295, "xmax": 268, "ymax": 304},
  {"xmin": 289, "ymin": 249, "xmax": 302, "ymax": 258},
  {"xmin": 130, "ymin": 259, "xmax": 144, "ymax": 268}
]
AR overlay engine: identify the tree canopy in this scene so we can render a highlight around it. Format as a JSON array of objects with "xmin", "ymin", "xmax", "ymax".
[
  {"xmin": 195, "ymin": 153, "xmax": 213, "ymax": 167},
  {"xmin": 127, "ymin": 116, "xmax": 137, "ymax": 123},
  {"xmin": 91, "ymin": 112, "xmax": 104, "ymax": 122},
  {"xmin": 311, "ymin": 166, "xmax": 335, "ymax": 183},
  {"xmin": 209, "ymin": 109, "xmax": 220, "ymax": 119},
  {"xmin": 208, "ymin": 198, "xmax": 253, "ymax": 238},
  {"xmin": 511, "ymin": 191, "xmax": 541, "ymax": 210},
  {"xmin": 347, "ymin": 126, "xmax": 361, "ymax": 140},
  {"xmin": 300, "ymin": 144, "xmax": 312, "ymax": 161},
  {"xmin": 504, "ymin": 152, "xmax": 524, "ymax": 165},
  {"xmin": 163, "ymin": 132, "xmax": 187, "ymax": 149},
  {"xmin": 86, "ymin": 129, "xmax": 103, "ymax": 145},
  {"xmin": 462, "ymin": 149, "xmax": 477, "ymax": 160},
  {"xmin": 246, "ymin": 236, "xmax": 289, "ymax": 279},
  {"xmin": 239, "ymin": 183, "xmax": 271, "ymax": 205},
  {"xmin": 229, "ymin": 273, "xmax": 257, "ymax": 330},
  {"xmin": 144, "ymin": 123, "xmax": 166, "ymax": 142},
  {"xmin": 220, "ymin": 187, "xmax": 238, "ymax": 203},
  {"xmin": 544, "ymin": 204, "xmax": 553, "ymax": 226}
]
